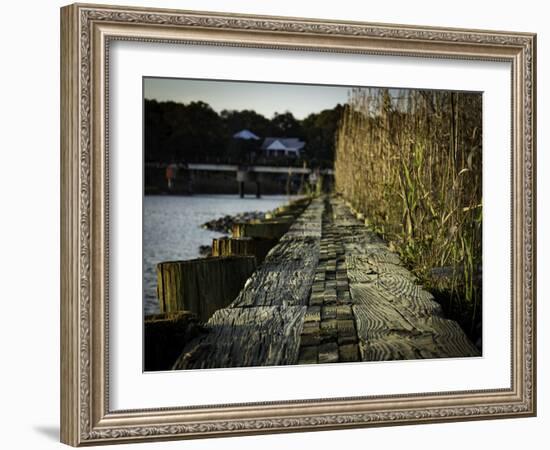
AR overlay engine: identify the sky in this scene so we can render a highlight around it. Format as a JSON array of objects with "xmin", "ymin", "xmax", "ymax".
[{"xmin": 144, "ymin": 77, "xmax": 351, "ymax": 119}]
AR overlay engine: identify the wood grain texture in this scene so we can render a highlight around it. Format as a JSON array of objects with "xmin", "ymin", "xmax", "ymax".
[
  {"xmin": 212, "ymin": 236, "xmax": 277, "ymax": 264},
  {"xmin": 232, "ymin": 221, "xmax": 291, "ymax": 239},
  {"xmin": 157, "ymin": 257, "xmax": 257, "ymax": 321},
  {"xmin": 172, "ymin": 306, "xmax": 307, "ymax": 369},
  {"xmin": 231, "ymin": 198, "xmax": 323, "ymax": 307},
  {"xmin": 172, "ymin": 198, "xmax": 324, "ymax": 369},
  {"xmin": 326, "ymin": 195, "xmax": 480, "ymax": 362},
  {"xmin": 354, "ymin": 305, "xmax": 479, "ymax": 360},
  {"xmin": 352, "ymin": 284, "xmax": 479, "ymax": 360},
  {"xmin": 231, "ymin": 237, "xmax": 319, "ymax": 307}
]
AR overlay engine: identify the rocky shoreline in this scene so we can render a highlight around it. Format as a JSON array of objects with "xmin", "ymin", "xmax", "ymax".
[
  {"xmin": 200, "ymin": 210, "xmax": 269, "ymax": 234},
  {"xmin": 198, "ymin": 210, "xmax": 273, "ymax": 257}
]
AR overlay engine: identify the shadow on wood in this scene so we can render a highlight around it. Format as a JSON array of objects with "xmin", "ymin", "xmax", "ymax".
[{"xmin": 144, "ymin": 311, "xmax": 205, "ymax": 371}]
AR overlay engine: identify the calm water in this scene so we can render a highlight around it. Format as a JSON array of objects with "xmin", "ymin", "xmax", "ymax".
[{"xmin": 143, "ymin": 194, "xmax": 295, "ymax": 315}]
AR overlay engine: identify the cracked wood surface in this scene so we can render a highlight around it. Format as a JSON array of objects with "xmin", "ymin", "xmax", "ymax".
[
  {"xmin": 329, "ymin": 198, "xmax": 479, "ymax": 361},
  {"xmin": 171, "ymin": 195, "xmax": 479, "ymax": 370},
  {"xmin": 172, "ymin": 198, "xmax": 323, "ymax": 369}
]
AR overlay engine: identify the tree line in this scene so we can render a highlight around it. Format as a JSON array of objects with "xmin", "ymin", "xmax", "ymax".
[{"xmin": 144, "ymin": 99, "xmax": 343, "ymax": 168}]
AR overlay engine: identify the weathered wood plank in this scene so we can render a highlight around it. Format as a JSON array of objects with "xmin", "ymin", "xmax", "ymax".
[
  {"xmin": 230, "ymin": 238, "xmax": 320, "ymax": 307},
  {"xmin": 211, "ymin": 236, "xmax": 277, "ymax": 264},
  {"xmin": 171, "ymin": 199, "xmax": 324, "ymax": 370},
  {"xmin": 167, "ymin": 195, "xmax": 479, "ymax": 370},
  {"xmin": 350, "ymin": 279, "xmax": 442, "ymax": 318},
  {"xmin": 157, "ymin": 256, "xmax": 256, "ymax": 321},
  {"xmin": 345, "ymin": 255, "xmax": 377, "ymax": 283},
  {"xmin": 357, "ymin": 322, "xmax": 480, "ymax": 361},
  {"xmin": 281, "ymin": 203, "xmax": 323, "ymax": 239},
  {"xmin": 318, "ymin": 342, "xmax": 339, "ymax": 363},
  {"xmin": 329, "ymin": 193, "xmax": 480, "ymax": 362},
  {"xmin": 231, "ymin": 198, "xmax": 324, "ymax": 307},
  {"xmin": 351, "ymin": 285, "xmax": 419, "ymax": 332},
  {"xmin": 370, "ymin": 262, "xmax": 417, "ymax": 281},
  {"xmin": 375, "ymin": 273, "xmax": 438, "ymax": 306},
  {"xmin": 259, "ymin": 214, "xmax": 295, "ymax": 223},
  {"xmin": 232, "ymin": 221, "xmax": 291, "ymax": 239},
  {"xmin": 353, "ymin": 299, "xmax": 479, "ymax": 361},
  {"xmin": 172, "ymin": 306, "xmax": 307, "ymax": 369}
]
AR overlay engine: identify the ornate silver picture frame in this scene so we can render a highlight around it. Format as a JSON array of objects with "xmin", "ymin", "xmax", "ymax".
[{"xmin": 60, "ymin": 3, "xmax": 536, "ymax": 446}]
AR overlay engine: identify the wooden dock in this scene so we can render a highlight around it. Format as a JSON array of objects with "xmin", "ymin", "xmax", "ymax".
[{"xmin": 171, "ymin": 195, "xmax": 479, "ymax": 370}]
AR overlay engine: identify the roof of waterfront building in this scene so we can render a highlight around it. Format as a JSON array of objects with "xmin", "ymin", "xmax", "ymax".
[
  {"xmin": 261, "ymin": 137, "xmax": 305, "ymax": 153},
  {"xmin": 233, "ymin": 129, "xmax": 260, "ymax": 140}
]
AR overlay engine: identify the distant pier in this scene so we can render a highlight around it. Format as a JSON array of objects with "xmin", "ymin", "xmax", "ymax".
[{"xmin": 145, "ymin": 162, "xmax": 334, "ymax": 197}]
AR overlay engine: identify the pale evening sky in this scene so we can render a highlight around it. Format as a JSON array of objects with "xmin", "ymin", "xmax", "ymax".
[{"xmin": 144, "ymin": 77, "xmax": 351, "ymax": 119}]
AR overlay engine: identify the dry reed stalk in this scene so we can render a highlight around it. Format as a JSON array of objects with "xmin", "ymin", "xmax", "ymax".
[{"xmin": 335, "ymin": 88, "xmax": 482, "ymax": 335}]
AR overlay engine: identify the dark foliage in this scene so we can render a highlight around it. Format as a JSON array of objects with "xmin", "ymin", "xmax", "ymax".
[{"xmin": 144, "ymin": 99, "xmax": 343, "ymax": 168}]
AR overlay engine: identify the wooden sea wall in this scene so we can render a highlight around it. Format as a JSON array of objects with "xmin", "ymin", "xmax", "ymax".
[
  {"xmin": 172, "ymin": 197, "xmax": 323, "ymax": 369},
  {"xmin": 154, "ymin": 197, "xmax": 311, "ymax": 323},
  {"xmin": 210, "ymin": 196, "xmax": 311, "ymax": 264},
  {"xmin": 171, "ymin": 195, "xmax": 479, "ymax": 371}
]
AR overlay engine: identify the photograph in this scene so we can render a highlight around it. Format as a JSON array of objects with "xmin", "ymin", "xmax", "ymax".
[
  {"xmin": 57, "ymin": 2, "xmax": 536, "ymax": 445},
  {"xmin": 143, "ymin": 78, "xmax": 483, "ymax": 371}
]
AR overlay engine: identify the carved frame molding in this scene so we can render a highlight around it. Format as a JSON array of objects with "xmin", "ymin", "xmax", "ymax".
[{"xmin": 60, "ymin": 3, "xmax": 536, "ymax": 446}]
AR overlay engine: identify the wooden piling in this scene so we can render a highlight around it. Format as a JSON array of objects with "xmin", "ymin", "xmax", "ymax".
[
  {"xmin": 260, "ymin": 214, "xmax": 295, "ymax": 223},
  {"xmin": 212, "ymin": 237, "xmax": 277, "ymax": 264},
  {"xmin": 275, "ymin": 203, "xmax": 308, "ymax": 217},
  {"xmin": 156, "ymin": 256, "xmax": 257, "ymax": 321},
  {"xmin": 232, "ymin": 221, "xmax": 291, "ymax": 239},
  {"xmin": 144, "ymin": 311, "xmax": 204, "ymax": 371}
]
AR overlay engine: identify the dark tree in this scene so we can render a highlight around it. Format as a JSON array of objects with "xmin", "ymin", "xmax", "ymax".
[
  {"xmin": 144, "ymin": 100, "xmax": 226, "ymax": 163},
  {"xmin": 144, "ymin": 99, "xmax": 344, "ymax": 168},
  {"xmin": 220, "ymin": 109, "xmax": 271, "ymax": 138},
  {"xmin": 269, "ymin": 111, "xmax": 304, "ymax": 138},
  {"xmin": 301, "ymin": 104, "xmax": 345, "ymax": 167}
]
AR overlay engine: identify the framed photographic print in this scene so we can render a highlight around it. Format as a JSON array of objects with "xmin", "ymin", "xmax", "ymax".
[{"xmin": 60, "ymin": 3, "xmax": 536, "ymax": 446}]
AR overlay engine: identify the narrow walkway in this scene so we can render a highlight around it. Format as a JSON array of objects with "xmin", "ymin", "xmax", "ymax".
[
  {"xmin": 173, "ymin": 195, "xmax": 479, "ymax": 370},
  {"xmin": 297, "ymin": 197, "xmax": 360, "ymax": 364}
]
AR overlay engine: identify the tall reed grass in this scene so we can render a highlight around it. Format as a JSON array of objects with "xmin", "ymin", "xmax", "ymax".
[{"xmin": 335, "ymin": 88, "xmax": 482, "ymax": 340}]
